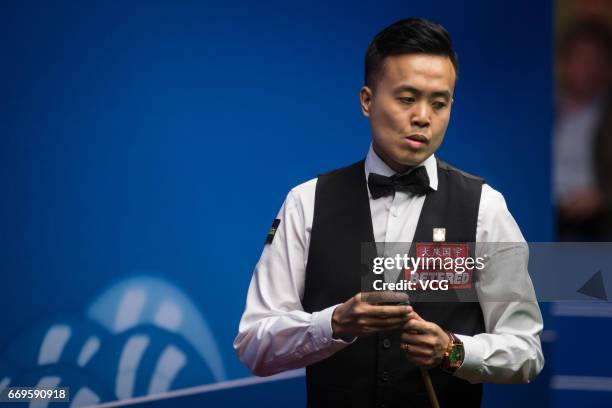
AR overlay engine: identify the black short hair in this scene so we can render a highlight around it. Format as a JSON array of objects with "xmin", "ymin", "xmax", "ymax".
[
  {"xmin": 365, "ymin": 18, "xmax": 458, "ymax": 88},
  {"xmin": 559, "ymin": 20, "xmax": 612, "ymax": 61}
]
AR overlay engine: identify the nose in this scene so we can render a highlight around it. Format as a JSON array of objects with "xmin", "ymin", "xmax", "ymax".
[{"xmin": 411, "ymin": 102, "xmax": 430, "ymax": 129}]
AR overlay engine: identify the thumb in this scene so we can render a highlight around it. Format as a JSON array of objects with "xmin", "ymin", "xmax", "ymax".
[{"xmin": 407, "ymin": 309, "xmax": 424, "ymax": 321}]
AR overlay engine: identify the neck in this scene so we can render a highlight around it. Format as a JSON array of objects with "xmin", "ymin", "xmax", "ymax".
[{"xmin": 372, "ymin": 141, "xmax": 415, "ymax": 174}]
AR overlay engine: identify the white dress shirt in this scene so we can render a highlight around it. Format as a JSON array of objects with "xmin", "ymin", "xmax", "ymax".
[
  {"xmin": 554, "ymin": 95, "xmax": 606, "ymax": 203},
  {"xmin": 234, "ymin": 145, "xmax": 544, "ymax": 384}
]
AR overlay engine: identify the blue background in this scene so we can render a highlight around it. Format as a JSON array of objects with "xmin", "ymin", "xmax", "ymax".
[{"xmin": 3, "ymin": 0, "xmax": 604, "ymax": 407}]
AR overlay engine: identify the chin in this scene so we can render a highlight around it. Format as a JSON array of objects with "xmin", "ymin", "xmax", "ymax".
[
  {"xmin": 391, "ymin": 157, "xmax": 419, "ymax": 168},
  {"xmin": 394, "ymin": 152, "xmax": 424, "ymax": 166}
]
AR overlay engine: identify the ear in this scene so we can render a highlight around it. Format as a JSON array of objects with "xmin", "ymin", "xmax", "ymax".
[{"xmin": 359, "ymin": 86, "xmax": 373, "ymax": 117}]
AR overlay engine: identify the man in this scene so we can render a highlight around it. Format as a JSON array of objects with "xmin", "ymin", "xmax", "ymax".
[
  {"xmin": 234, "ymin": 18, "xmax": 544, "ymax": 407},
  {"xmin": 555, "ymin": 20, "xmax": 612, "ymax": 240}
]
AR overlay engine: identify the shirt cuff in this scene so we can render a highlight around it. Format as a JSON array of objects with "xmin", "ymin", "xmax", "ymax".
[
  {"xmin": 312, "ymin": 304, "xmax": 357, "ymax": 346},
  {"xmin": 453, "ymin": 334, "xmax": 485, "ymax": 384}
]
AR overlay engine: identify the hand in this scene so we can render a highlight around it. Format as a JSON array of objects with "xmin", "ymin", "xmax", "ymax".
[
  {"xmin": 559, "ymin": 189, "xmax": 602, "ymax": 220},
  {"xmin": 400, "ymin": 310, "xmax": 450, "ymax": 368},
  {"xmin": 331, "ymin": 293, "xmax": 412, "ymax": 338}
]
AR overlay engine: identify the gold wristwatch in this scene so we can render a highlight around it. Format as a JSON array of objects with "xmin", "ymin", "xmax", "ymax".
[{"xmin": 441, "ymin": 331, "xmax": 464, "ymax": 373}]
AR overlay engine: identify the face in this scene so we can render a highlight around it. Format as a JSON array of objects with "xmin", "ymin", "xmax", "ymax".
[
  {"xmin": 561, "ymin": 40, "xmax": 611, "ymax": 101},
  {"xmin": 360, "ymin": 54, "xmax": 456, "ymax": 172}
]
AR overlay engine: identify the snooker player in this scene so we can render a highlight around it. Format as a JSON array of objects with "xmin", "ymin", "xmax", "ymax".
[{"xmin": 234, "ymin": 17, "xmax": 544, "ymax": 408}]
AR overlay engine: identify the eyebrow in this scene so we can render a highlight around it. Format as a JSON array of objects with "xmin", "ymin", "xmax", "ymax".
[{"xmin": 394, "ymin": 85, "xmax": 451, "ymax": 100}]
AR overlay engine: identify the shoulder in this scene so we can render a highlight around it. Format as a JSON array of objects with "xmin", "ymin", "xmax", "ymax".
[
  {"xmin": 478, "ymin": 183, "xmax": 525, "ymax": 242},
  {"xmin": 288, "ymin": 159, "xmax": 365, "ymax": 204},
  {"xmin": 286, "ymin": 177, "xmax": 318, "ymax": 212},
  {"xmin": 318, "ymin": 160, "xmax": 364, "ymax": 178},
  {"xmin": 281, "ymin": 160, "xmax": 365, "ymax": 224},
  {"xmin": 480, "ymin": 183, "xmax": 506, "ymax": 208},
  {"xmin": 433, "ymin": 158, "xmax": 524, "ymax": 241},
  {"xmin": 434, "ymin": 158, "xmax": 500, "ymax": 202},
  {"xmin": 480, "ymin": 183, "xmax": 510, "ymax": 220},
  {"xmin": 436, "ymin": 158, "xmax": 485, "ymax": 184}
]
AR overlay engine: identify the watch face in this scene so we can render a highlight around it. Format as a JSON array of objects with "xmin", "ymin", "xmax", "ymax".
[{"xmin": 449, "ymin": 345, "xmax": 464, "ymax": 366}]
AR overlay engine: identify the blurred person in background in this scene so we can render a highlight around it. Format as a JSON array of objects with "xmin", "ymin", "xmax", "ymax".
[
  {"xmin": 572, "ymin": 0, "xmax": 612, "ymax": 22},
  {"xmin": 555, "ymin": 19, "xmax": 612, "ymax": 240}
]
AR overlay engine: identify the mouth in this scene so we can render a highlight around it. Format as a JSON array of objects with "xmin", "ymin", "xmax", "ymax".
[{"xmin": 402, "ymin": 134, "xmax": 429, "ymax": 149}]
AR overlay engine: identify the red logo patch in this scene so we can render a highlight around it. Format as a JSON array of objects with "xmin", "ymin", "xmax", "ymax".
[{"xmin": 404, "ymin": 243, "xmax": 474, "ymax": 289}]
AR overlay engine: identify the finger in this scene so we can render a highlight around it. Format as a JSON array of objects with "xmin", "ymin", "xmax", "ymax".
[
  {"xmin": 402, "ymin": 311, "xmax": 425, "ymax": 333},
  {"xmin": 362, "ymin": 317, "xmax": 409, "ymax": 328},
  {"xmin": 402, "ymin": 311, "xmax": 422, "ymax": 323},
  {"xmin": 408, "ymin": 310, "xmax": 424, "ymax": 321},
  {"xmin": 364, "ymin": 304, "xmax": 412, "ymax": 319},
  {"xmin": 401, "ymin": 333, "xmax": 432, "ymax": 346},
  {"xmin": 403, "ymin": 319, "xmax": 431, "ymax": 333},
  {"xmin": 401, "ymin": 343, "xmax": 432, "ymax": 358},
  {"xmin": 359, "ymin": 323, "xmax": 406, "ymax": 335}
]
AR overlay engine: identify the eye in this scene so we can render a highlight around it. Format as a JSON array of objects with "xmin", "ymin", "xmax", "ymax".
[
  {"xmin": 432, "ymin": 101, "xmax": 448, "ymax": 110},
  {"xmin": 398, "ymin": 97, "xmax": 416, "ymax": 105}
]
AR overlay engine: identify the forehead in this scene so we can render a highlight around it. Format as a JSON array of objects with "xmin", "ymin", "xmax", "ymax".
[{"xmin": 378, "ymin": 54, "xmax": 456, "ymax": 92}]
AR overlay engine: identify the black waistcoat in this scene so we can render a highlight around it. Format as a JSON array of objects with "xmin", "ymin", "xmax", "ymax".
[{"xmin": 301, "ymin": 159, "xmax": 486, "ymax": 408}]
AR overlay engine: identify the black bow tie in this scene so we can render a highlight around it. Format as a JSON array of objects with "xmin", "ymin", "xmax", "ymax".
[{"xmin": 367, "ymin": 166, "xmax": 431, "ymax": 199}]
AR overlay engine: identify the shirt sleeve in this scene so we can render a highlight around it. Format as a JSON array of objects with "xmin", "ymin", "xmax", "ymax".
[
  {"xmin": 453, "ymin": 184, "xmax": 545, "ymax": 384},
  {"xmin": 233, "ymin": 185, "xmax": 355, "ymax": 377}
]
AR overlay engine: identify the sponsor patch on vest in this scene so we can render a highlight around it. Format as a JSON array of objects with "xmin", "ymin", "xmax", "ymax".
[
  {"xmin": 404, "ymin": 243, "xmax": 475, "ymax": 289},
  {"xmin": 266, "ymin": 218, "xmax": 281, "ymax": 244}
]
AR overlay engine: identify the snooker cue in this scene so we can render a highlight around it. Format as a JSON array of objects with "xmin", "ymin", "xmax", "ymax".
[
  {"xmin": 420, "ymin": 367, "xmax": 440, "ymax": 408},
  {"xmin": 374, "ymin": 292, "xmax": 441, "ymax": 408}
]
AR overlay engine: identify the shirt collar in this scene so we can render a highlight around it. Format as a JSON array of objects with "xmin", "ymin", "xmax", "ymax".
[{"xmin": 364, "ymin": 143, "xmax": 438, "ymax": 191}]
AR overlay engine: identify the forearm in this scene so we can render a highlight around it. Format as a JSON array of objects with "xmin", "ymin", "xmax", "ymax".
[
  {"xmin": 233, "ymin": 187, "xmax": 356, "ymax": 376},
  {"xmin": 453, "ymin": 301, "xmax": 544, "ymax": 384},
  {"xmin": 234, "ymin": 304, "xmax": 353, "ymax": 376}
]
